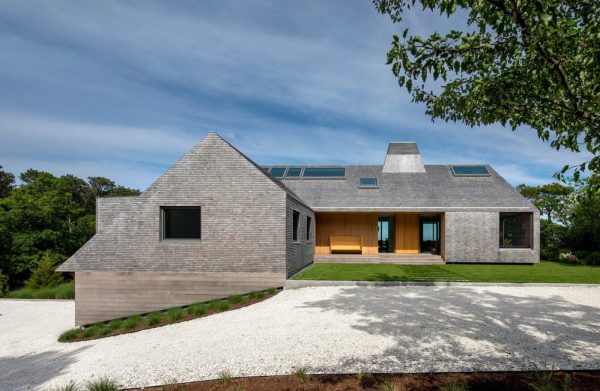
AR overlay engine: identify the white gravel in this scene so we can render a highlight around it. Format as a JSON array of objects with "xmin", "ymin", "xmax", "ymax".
[{"xmin": 1, "ymin": 285, "xmax": 599, "ymax": 390}]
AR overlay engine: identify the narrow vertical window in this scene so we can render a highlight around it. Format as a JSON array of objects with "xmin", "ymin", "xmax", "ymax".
[
  {"xmin": 306, "ymin": 216, "xmax": 312, "ymax": 241},
  {"xmin": 292, "ymin": 210, "xmax": 300, "ymax": 242}
]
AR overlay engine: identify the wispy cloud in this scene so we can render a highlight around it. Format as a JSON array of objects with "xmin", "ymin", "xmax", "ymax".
[{"xmin": 0, "ymin": 0, "xmax": 590, "ymax": 188}]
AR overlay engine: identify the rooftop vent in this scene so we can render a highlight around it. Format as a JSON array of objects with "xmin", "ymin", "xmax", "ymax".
[{"xmin": 382, "ymin": 142, "xmax": 426, "ymax": 173}]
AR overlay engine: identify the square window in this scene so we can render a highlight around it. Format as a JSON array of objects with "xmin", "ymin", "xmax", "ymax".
[
  {"xmin": 500, "ymin": 212, "xmax": 532, "ymax": 248},
  {"xmin": 162, "ymin": 207, "xmax": 201, "ymax": 239},
  {"xmin": 359, "ymin": 177, "xmax": 378, "ymax": 188}
]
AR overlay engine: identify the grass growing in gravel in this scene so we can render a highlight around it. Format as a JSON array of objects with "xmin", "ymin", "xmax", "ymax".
[
  {"xmin": 58, "ymin": 288, "xmax": 280, "ymax": 342},
  {"xmin": 294, "ymin": 261, "xmax": 600, "ymax": 284},
  {"xmin": 7, "ymin": 281, "xmax": 74, "ymax": 299}
]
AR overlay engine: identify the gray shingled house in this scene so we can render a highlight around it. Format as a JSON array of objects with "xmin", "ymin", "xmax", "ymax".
[{"xmin": 59, "ymin": 132, "xmax": 539, "ymax": 325}]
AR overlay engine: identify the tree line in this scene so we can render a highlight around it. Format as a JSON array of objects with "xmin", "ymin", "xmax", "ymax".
[
  {"xmin": 517, "ymin": 175, "xmax": 600, "ymax": 264},
  {"xmin": 0, "ymin": 165, "xmax": 140, "ymax": 291}
]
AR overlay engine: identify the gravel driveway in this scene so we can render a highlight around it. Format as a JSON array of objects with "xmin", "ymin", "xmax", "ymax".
[{"xmin": 1, "ymin": 285, "xmax": 599, "ymax": 390}]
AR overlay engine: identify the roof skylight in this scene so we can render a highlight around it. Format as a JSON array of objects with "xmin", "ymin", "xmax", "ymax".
[
  {"xmin": 269, "ymin": 167, "xmax": 287, "ymax": 178},
  {"xmin": 359, "ymin": 177, "xmax": 379, "ymax": 188},
  {"xmin": 302, "ymin": 167, "xmax": 346, "ymax": 178},
  {"xmin": 285, "ymin": 167, "xmax": 302, "ymax": 178},
  {"xmin": 451, "ymin": 165, "xmax": 490, "ymax": 176}
]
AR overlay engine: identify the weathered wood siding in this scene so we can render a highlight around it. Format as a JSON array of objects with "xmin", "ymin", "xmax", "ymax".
[
  {"xmin": 314, "ymin": 212, "xmax": 378, "ymax": 255},
  {"xmin": 75, "ymin": 271, "xmax": 286, "ymax": 325}
]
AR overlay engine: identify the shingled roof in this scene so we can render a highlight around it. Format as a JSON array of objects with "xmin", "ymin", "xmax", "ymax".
[{"xmin": 279, "ymin": 164, "xmax": 535, "ymax": 211}]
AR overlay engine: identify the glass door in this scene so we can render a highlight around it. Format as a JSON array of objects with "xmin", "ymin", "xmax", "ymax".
[
  {"xmin": 378, "ymin": 217, "xmax": 390, "ymax": 253},
  {"xmin": 420, "ymin": 216, "xmax": 440, "ymax": 254}
]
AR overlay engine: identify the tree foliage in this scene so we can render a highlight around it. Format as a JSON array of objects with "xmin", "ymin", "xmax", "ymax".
[
  {"xmin": 0, "ymin": 167, "xmax": 140, "ymax": 288},
  {"xmin": 516, "ymin": 182, "xmax": 573, "ymax": 223},
  {"xmin": 0, "ymin": 165, "xmax": 15, "ymax": 198},
  {"xmin": 374, "ymin": 0, "xmax": 600, "ymax": 179}
]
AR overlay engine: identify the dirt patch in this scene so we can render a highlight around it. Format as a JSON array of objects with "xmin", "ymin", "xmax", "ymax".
[{"xmin": 125, "ymin": 371, "xmax": 600, "ymax": 391}]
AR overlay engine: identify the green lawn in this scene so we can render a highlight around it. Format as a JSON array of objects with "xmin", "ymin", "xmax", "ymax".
[
  {"xmin": 6, "ymin": 281, "xmax": 75, "ymax": 299},
  {"xmin": 294, "ymin": 261, "xmax": 600, "ymax": 284}
]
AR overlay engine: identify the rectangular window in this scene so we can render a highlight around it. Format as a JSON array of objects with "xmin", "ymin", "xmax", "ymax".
[
  {"xmin": 451, "ymin": 165, "xmax": 490, "ymax": 176},
  {"xmin": 306, "ymin": 216, "xmax": 312, "ymax": 241},
  {"xmin": 500, "ymin": 212, "xmax": 532, "ymax": 248},
  {"xmin": 269, "ymin": 167, "xmax": 287, "ymax": 178},
  {"xmin": 285, "ymin": 167, "xmax": 302, "ymax": 178},
  {"xmin": 302, "ymin": 167, "xmax": 346, "ymax": 178},
  {"xmin": 292, "ymin": 210, "xmax": 300, "ymax": 242},
  {"xmin": 359, "ymin": 177, "xmax": 378, "ymax": 188},
  {"xmin": 162, "ymin": 207, "xmax": 201, "ymax": 240}
]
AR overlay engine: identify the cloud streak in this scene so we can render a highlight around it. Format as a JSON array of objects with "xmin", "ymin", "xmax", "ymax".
[{"xmin": 0, "ymin": 0, "xmax": 590, "ymax": 189}]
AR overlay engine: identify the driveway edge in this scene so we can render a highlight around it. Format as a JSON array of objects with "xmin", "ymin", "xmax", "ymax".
[{"xmin": 285, "ymin": 280, "xmax": 600, "ymax": 289}]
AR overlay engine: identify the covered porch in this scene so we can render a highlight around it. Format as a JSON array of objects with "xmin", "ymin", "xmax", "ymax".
[{"xmin": 314, "ymin": 212, "xmax": 445, "ymax": 263}]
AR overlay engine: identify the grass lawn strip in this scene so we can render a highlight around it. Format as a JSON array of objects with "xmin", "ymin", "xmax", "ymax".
[
  {"xmin": 6, "ymin": 281, "xmax": 74, "ymax": 299},
  {"xmin": 59, "ymin": 288, "xmax": 277, "ymax": 343},
  {"xmin": 294, "ymin": 261, "xmax": 600, "ymax": 284}
]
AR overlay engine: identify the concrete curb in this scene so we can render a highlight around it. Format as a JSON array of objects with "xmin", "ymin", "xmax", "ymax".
[{"xmin": 285, "ymin": 280, "xmax": 600, "ymax": 289}]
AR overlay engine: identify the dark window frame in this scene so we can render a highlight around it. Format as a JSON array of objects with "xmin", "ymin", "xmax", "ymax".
[
  {"xmin": 161, "ymin": 206, "xmax": 202, "ymax": 240},
  {"xmin": 499, "ymin": 212, "xmax": 533, "ymax": 249},
  {"xmin": 306, "ymin": 215, "xmax": 312, "ymax": 242},
  {"xmin": 292, "ymin": 209, "xmax": 300, "ymax": 242}
]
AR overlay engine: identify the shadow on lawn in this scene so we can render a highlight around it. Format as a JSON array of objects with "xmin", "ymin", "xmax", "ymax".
[
  {"xmin": 0, "ymin": 347, "xmax": 89, "ymax": 390},
  {"xmin": 301, "ymin": 286, "xmax": 600, "ymax": 373}
]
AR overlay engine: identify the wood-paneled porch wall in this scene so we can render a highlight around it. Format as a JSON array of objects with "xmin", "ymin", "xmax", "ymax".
[
  {"xmin": 395, "ymin": 213, "xmax": 420, "ymax": 254},
  {"xmin": 315, "ymin": 213, "xmax": 378, "ymax": 255}
]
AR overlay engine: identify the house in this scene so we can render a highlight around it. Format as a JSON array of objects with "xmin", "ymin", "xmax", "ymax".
[{"xmin": 58, "ymin": 132, "xmax": 539, "ymax": 325}]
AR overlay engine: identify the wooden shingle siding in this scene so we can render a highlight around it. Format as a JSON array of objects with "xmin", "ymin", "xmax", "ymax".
[
  {"xmin": 285, "ymin": 195, "xmax": 314, "ymax": 276},
  {"xmin": 75, "ymin": 271, "xmax": 286, "ymax": 325}
]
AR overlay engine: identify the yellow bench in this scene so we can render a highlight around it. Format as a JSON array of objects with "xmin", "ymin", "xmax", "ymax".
[{"xmin": 330, "ymin": 236, "xmax": 362, "ymax": 253}]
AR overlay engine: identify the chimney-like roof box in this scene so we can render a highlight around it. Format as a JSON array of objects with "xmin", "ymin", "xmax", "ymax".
[{"xmin": 382, "ymin": 142, "xmax": 426, "ymax": 173}]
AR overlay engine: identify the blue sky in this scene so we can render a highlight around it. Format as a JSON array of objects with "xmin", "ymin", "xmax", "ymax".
[{"xmin": 0, "ymin": 1, "xmax": 590, "ymax": 190}]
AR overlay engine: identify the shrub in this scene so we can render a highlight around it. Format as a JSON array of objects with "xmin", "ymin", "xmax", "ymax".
[
  {"xmin": 167, "ymin": 307, "xmax": 183, "ymax": 322},
  {"xmin": 106, "ymin": 319, "xmax": 123, "ymax": 332},
  {"xmin": 218, "ymin": 371, "xmax": 232, "ymax": 385},
  {"xmin": 540, "ymin": 247, "xmax": 560, "ymax": 262},
  {"xmin": 49, "ymin": 381, "xmax": 79, "ymax": 391},
  {"xmin": 82, "ymin": 325, "xmax": 101, "ymax": 339},
  {"xmin": 573, "ymin": 251, "xmax": 600, "ymax": 265},
  {"xmin": 227, "ymin": 295, "xmax": 242, "ymax": 304},
  {"xmin": 58, "ymin": 328, "xmax": 81, "ymax": 342},
  {"xmin": 8, "ymin": 281, "xmax": 75, "ymax": 299},
  {"xmin": 356, "ymin": 371, "xmax": 374, "ymax": 387},
  {"xmin": 123, "ymin": 315, "xmax": 142, "ymax": 329},
  {"xmin": 84, "ymin": 377, "xmax": 120, "ymax": 391},
  {"xmin": 442, "ymin": 382, "xmax": 468, "ymax": 391},
  {"xmin": 529, "ymin": 372, "xmax": 558, "ymax": 391},
  {"xmin": 210, "ymin": 300, "xmax": 230, "ymax": 311},
  {"xmin": 146, "ymin": 311, "xmax": 163, "ymax": 326},
  {"xmin": 292, "ymin": 368, "xmax": 310, "ymax": 383},
  {"xmin": 377, "ymin": 378, "xmax": 399, "ymax": 391},
  {"xmin": 187, "ymin": 303, "xmax": 207, "ymax": 316},
  {"xmin": 25, "ymin": 255, "xmax": 64, "ymax": 289},
  {"xmin": 0, "ymin": 272, "xmax": 8, "ymax": 297}
]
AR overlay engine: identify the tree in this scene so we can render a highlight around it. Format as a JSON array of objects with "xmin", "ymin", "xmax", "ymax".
[
  {"xmin": 0, "ymin": 165, "xmax": 15, "ymax": 198},
  {"xmin": 374, "ymin": 0, "xmax": 600, "ymax": 179},
  {"xmin": 88, "ymin": 176, "xmax": 140, "ymax": 198},
  {"xmin": 0, "ymin": 169, "xmax": 140, "ymax": 287},
  {"xmin": 565, "ymin": 174, "xmax": 600, "ymax": 252},
  {"xmin": 517, "ymin": 182, "xmax": 573, "ymax": 224}
]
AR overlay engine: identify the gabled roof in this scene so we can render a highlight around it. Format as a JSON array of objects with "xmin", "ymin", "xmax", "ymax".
[{"xmin": 279, "ymin": 164, "xmax": 535, "ymax": 211}]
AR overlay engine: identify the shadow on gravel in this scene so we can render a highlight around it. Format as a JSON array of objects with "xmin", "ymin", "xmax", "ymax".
[
  {"xmin": 302, "ymin": 286, "xmax": 600, "ymax": 373},
  {"xmin": 0, "ymin": 347, "xmax": 89, "ymax": 390}
]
